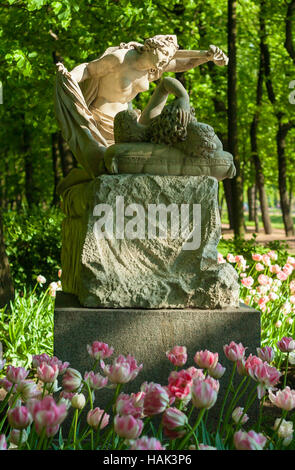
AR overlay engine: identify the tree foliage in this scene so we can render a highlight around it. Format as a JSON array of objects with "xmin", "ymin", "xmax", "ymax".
[{"xmin": 0, "ymin": 0, "xmax": 294, "ymax": 223}]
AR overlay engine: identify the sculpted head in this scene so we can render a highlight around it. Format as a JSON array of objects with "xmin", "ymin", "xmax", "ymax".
[
  {"xmin": 142, "ymin": 35, "xmax": 178, "ymax": 70},
  {"xmin": 120, "ymin": 35, "xmax": 178, "ymax": 72}
]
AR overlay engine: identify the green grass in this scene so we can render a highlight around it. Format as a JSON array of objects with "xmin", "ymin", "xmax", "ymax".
[
  {"xmin": 221, "ymin": 210, "xmax": 295, "ymax": 231},
  {"xmin": 0, "ymin": 283, "xmax": 54, "ymax": 368}
]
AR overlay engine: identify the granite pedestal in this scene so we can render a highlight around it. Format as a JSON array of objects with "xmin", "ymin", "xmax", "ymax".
[{"xmin": 54, "ymin": 291, "xmax": 261, "ymax": 427}]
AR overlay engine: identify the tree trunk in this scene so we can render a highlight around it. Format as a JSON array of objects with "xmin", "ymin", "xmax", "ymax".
[
  {"xmin": 254, "ymin": 184, "xmax": 260, "ymax": 233},
  {"xmin": 277, "ymin": 122, "xmax": 294, "ymax": 236},
  {"xmin": 285, "ymin": 0, "xmax": 295, "ymax": 65},
  {"xmin": 0, "ymin": 210, "xmax": 14, "ymax": 308},
  {"xmin": 227, "ymin": 0, "xmax": 244, "ymax": 238},
  {"xmin": 260, "ymin": 0, "xmax": 294, "ymax": 236},
  {"xmin": 250, "ymin": 39, "xmax": 272, "ymax": 234},
  {"xmin": 248, "ymin": 185, "xmax": 255, "ymax": 221}
]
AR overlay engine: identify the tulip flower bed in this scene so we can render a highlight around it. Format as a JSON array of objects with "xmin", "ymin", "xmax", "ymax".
[
  {"xmin": 217, "ymin": 247, "xmax": 295, "ymax": 368},
  {"xmin": 0, "ymin": 337, "xmax": 295, "ymax": 451},
  {"xmin": 1, "ymin": 244, "xmax": 295, "ymax": 450}
]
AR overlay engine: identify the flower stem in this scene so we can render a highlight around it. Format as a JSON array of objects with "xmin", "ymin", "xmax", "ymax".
[
  {"xmin": 217, "ymin": 362, "xmax": 236, "ymax": 434},
  {"xmin": 73, "ymin": 409, "xmax": 79, "ymax": 450},
  {"xmin": 221, "ymin": 375, "xmax": 249, "ymax": 435},
  {"xmin": 178, "ymin": 408, "xmax": 206, "ymax": 450},
  {"xmin": 283, "ymin": 353, "xmax": 289, "ymax": 388}
]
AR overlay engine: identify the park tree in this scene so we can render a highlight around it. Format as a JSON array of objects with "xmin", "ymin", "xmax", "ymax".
[{"xmin": 0, "ymin": 0, "xmax": 294, "ymax": 251}]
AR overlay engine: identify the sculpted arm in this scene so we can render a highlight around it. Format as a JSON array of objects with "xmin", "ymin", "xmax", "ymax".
[
  {"xmin": 70, "ymin": 53, "xmax": 121, "ymax": 83},
  {"xmin": 165, "ymin": 45, "xmax": 229, "ymax": 73},
  {"xmin": 139, "ymin": 77, "xmax": 190, "ymax": 125}
]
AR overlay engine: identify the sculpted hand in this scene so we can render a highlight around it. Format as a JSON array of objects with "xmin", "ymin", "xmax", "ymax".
[
  {"xmin": 170, "ymin": 97, "xmax": 191, "ymax": 126},
  {"xmin": 207, "ymin": 45, "xmax": 229, "ymax": 66}
]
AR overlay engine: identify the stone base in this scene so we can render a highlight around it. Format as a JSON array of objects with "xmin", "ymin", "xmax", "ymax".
[
  {"xmin": 60, "ymin": 174, "xmax": 240, "ymax": 309},
  {"xmin": 54, "ymin": 292, "xmax": 260, "ymax": 427}
]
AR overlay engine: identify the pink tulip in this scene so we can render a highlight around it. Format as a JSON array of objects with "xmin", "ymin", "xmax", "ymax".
[
  {"xmin": 277, "ymin": 271, "xmax": 288, "ymax": 281},
  {"xmin": 269, "ymin": 291, "xmax": 279, "ymax": 301},
  {"xmin": 62, "ymin": 368, "xmax": 82, "ymax": 392},
  {"xmin": 258, "ymin": 296, "xmax": 269, "ymax": 306},
  {"xmin": 223, "ymin": 341, "xmax": 246, "ymax": 362},
  {"xmin": 245, "ymin": 358, "xmax": 281, "ymax": 398},
  {"xmin": 28, "ymin": 396, "xmax": 67, "ymax": 436},
  {"xmin": 167, "ymin": 370, "xmax": 193, "ymax": 400},
  {"xmin": 143, "ymin": 382, "xmax": 170, "ymax": 416},
  {"xmin": 191, "ymin": 379, "xmax": 218, "ymax": 410},
  {"xmin": 115, "ymin": 392, "xmax": 145, "ymax": 418},
  {"xmin": 6, "ymin": 366, "xmax": 29, "ymax": 384},
  {"xmin": 270, "ymin": 264, "xmax": 281, "ymax": 274},
  {"xmin": 185, "ymin": 367, "xmax": 205, "ymax": 380},
  {"xmin": 208, "ymin": 362, "xmax": 226, "ymax": 379},
  {"xmin": 0, "ymin": 434, "xmax": 7, "ymax": 450},
  {"xmin": 32, "ymin": 353, "xmax": 51, "ymax": 368},
  {"xmin": 244, "ymin": 354, "xmax": 263, "ymax": 372},
  {"xmin": 290, "ymin": 280, "xmax": 295, "ymax": 294},
  {"xmin": 162, "ymin": 407, "xmax": 188, "ymax": 439},
  {"xmin": 255, "ymin": 263, "xmax": 264, "ymax": 272},
  {"xmin": 241, "ymin": 276, "xmax": 254, "ymax": 288},
  {"xmin": 32, "ymin": 354, "xmax": 69, "ymax": 375},
  {"xmin": 262, "ymin": 254, "xmax": 271, "ymax": 266},
  {"xmin": 232, "ymin": 407, "xmax": 249, "ymax": 424},
  {"xmin": 0, "ymin": 378, "xmax": 13, "ymax": 392},
  {"xmin": 227, "ymin": 253, "xmax": 236, "ymax": 263},
  {"xmin": 268, "ymin": 250, "xmax": 278, "ymax": 261},
  {"xmin": 283, "ymin": 264, "xmax": 294, "ymax": 276},
  {"xmin": 287, "ymin": 256, "xmax": 295, "ymax": 266},
  {"xmin": 236, "ymin": 359, "xmax": 247, "ymax": 376},
  {"xmin": 203, "ymin": 376, "xmax": 220, "ymax": 393},
  {"xmin": 7, "ymin": 406, "xmax": 32, "ymax": 430},
  {"xmin": 166, "ymin": 346, "xmax": 187, "ymax": 367},
  {"xmin": 217, "ymin": 253, "xmax": 226, "ymax": 264},
  {"xmin": 194, "ymin": 350, "xmax": 218, "ymax": 370},
  {"xmin": 162, "ymin": 407, "xmax": 188, "ymax": 434},
  {"xmin": 37, "ymin": 362, "xmax": 59, "ymax": 384},
  {"xmin": 252, "ymin": 253, "xmax": 262, "ymax": 261},
  {"xmin": 282, "ymin": 302, "xmax": 292, "ymax": 315},
  {"xmin": 87, "ymin": 407, "xmax": 109, "ymax": 430},
  {"xmin": 277, "ymin": 337, "xmax": 295, "ymax": 353},
  {"xmin": 47, "ymin": 357, "xmax": 69, "ymax": 375},
  {"xmin": 36, "ymin": 275, "xmax": 46, "ymax": 284},
  {"xmin": 16, "ymin": 380, "xmax": 40, "ymax": 401},
  {"xmin": 114, "ymin": 414, "xmax": 143, "ymax": 439},
  {"xmin": 258, "ymin": 274, "xmax": 270, "ymax": 286},
  {"xmin": 83, "ymin": 371, "xmax": 108, "ymax": 390},
  {"xmin": 49, "ymin": 282, "xmax": 61, "ymax": 297},
  {"xmin": 269, "ymin": 387, "xmax": 295, "ymax": 411},
  {"xmin": 100, "ymin": 355, "xmax": 143, "ymax": 384},
  {"xmin": 59, "ymin": 390, "xmax": 76, "ymax": 401},
  {"xmin": 257, "ymin": 346, "xmax": 275, "ymax": 364},
  {"xmin": 233, "ymin": 430, "xmax": 267, "ymax": 450},
  {"xmin": 87, "ymin": 341, "xmax": 114, "ymax": 360},
  {"xmin": 129, "ymin": 436, "xmax": 165, "ymax": 450}
]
